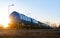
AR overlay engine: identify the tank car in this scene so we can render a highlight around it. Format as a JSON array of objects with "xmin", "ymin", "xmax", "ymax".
[
  {"xmin": 9, "ymin": 11, "xmax": 38, "ymax": 29},
  {"xmin": 9, "ymin": 11, "xmax": 52, "ymax": 29}
]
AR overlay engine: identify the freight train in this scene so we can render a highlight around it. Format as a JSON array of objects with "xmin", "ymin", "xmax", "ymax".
[{"xmin": 8, "ymin": 11, "xmax": 52, "ymax": 29}]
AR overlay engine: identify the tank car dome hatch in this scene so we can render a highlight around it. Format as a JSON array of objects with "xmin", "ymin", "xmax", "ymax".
[{"xmin": 9, "ymin": 11, "xmax": 20, "ymax": 23}]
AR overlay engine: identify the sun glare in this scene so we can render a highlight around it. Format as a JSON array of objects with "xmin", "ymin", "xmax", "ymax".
[
  {"xmin": 2, "ymin": 18, "xmax": 9, "ymax": 28},
  {"xmin": 0, "ymin": 12, "xmax": 9, "ymax": 28},
  {"xmin": 0, "ymin": 17, "xmax": 9, "ymax": 28}
]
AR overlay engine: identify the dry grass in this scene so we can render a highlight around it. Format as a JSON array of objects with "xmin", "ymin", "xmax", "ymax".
[{"xmin": 0, "ymin": 29, "xmax": 60, "ymax": 38}]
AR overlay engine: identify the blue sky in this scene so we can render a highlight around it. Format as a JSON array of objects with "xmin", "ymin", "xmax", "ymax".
[{"xmin": 0, "ymin": 0, "xmax": 60, "ymax": 24}]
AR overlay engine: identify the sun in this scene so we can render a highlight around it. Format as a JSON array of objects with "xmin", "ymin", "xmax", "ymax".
[
  {"xmin": 1, "ymin": 17, "xmax": 9, "ymax": 28},
  {"xmin": 0, "ymin": 16, "xmax": 9, "ymax": 28},
  {"xmin": 0, "ymin": 12, "xmax": 9, "ymax": 28}
]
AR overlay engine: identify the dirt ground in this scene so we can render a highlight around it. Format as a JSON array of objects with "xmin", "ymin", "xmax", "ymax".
[{"xmin": 0, "ymin": 29, "xmax": 60, "ymax": 38}]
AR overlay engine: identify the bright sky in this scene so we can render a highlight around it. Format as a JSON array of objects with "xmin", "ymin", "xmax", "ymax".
[{"xmin": 0, "ymin": 0, "xmax": 60, "ymax": 25}]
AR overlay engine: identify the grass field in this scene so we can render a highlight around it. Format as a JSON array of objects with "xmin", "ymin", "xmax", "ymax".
[{"xmin": 0, "ymin": 29, "xmax": 60, "ymax": 38}]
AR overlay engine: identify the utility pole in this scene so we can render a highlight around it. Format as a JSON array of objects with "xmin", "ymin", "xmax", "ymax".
[{"xmin": 8, "ymin": 4, "xmax": 14, "ymax": 15}]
